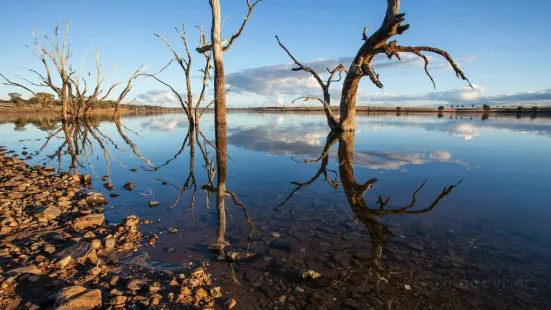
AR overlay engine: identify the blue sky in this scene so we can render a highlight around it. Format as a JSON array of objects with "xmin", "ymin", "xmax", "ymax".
[{"xmin": 1, "ymin": 0, "xmax": 550, "ymax": 107}]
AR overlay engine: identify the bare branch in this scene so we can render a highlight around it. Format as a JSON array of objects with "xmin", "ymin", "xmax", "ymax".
[
  {"xmin": 0, "ymin": 73, "xmax": 37, "ymax": 96},
  {"xmin": 222, "ymin": 0, "xmax": 262, "ymax": 52}
]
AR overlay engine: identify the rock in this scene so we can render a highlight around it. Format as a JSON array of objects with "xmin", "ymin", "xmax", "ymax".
[
  {"xmin": 143, "ymin": 219, "xmax": 152, "ymax": 225},
  {"xmin": 210, "ymin": 287, "xmax": 222, "ymax": 298},
  {"xmin": 299, "ymin": 269, "xmax": 321, "ymax": 279},
  {"xmin": 33, "ymin": 206, "xmax": 61, "ymax": 220},
  {"xmin": 83, "ymin": 231, "xmax": 96, "ymax": 239},
  {"xmin": 56, "ymin": 256, "xmax": 73, "ymax": 269},
  {"xmin": 123, "ymin": 183, "xmax": 135, "ymax": 191},
  {"xmin": 271, "ymin": 232, "xmax": 281, "ymax": 238},
  {"xmin": 126, "ymin": 279, "xmax": 143, "ymax": 292},
  {"xmin": 278, "ymin": 295, "xmax": 287, "ymax": 304},
  {"xmin": 195, "ymin": 287, "xmax": 208, "ymax": 300},
  {"xmin": 44, "ymin": 244, "xmax": 56, "ymax": 254},
  {"xmin": 0, "ymin": 248, "xmax": 10, "ymax": 257},
  {"xmin": 7, "ymin": 265, "xmax": 43, "ymax": 275},
  {"xmin": 109, "ymin": 295, "xmax": 127, "ymax": 305},
  {"xmin": 295, "ymin": 286, "xmax": 305, "ymax": 294},
  {"xmin": 90, "ymin": 239, "xmax": 102, "ymax": 250},
  {"xmin": 226, "ymin": 251, "xmax": 255, "ymax": 261},
  {"xmin": 73, "ymin": 214, "xmax": 104, "ymax": 230},
  {"xmin": 169, "ymin": 277, "xmax": 179, "ymax": 287},
  {"xmin": 168, "ymin": 228, "xmax": 178, "ymax": 234},
  {"xmin": 110, "ymin": 276, "xmax": 120, "ymax": 286},
  {"xmin": 56, "ymin": 241, "xmax": 93, "ymax": 262},
  {"xmin": 225, "ymin": 298, "xmax": 237, "ymax": 309},
  {"xmin": 80, "ymin": 174, "xmax": 92, "ymax": 184},
  {"xmin": 149, "ymin": 200, "xmax": 160, "ymax": 207},
  {"xmin": 54, "ymin": 286, "xmax": 102, "ymax": 310},
  {"xmin": 109, "ymin": 192, "xmax": 120, "ymax": 198},
  {"xmin": 103, "ymin": 182, "xmax": 114, "ymax": 190},
  {"xmin": 86, "ymin": 192, "xmax": 107, "ymax": 205},
  {"xmin": 124, "ymin": 215, "xmax": 140, "ymax": 229},
  {"xmin": 105, "ymin": 236, "xmax": 116, "ymax": 250}
]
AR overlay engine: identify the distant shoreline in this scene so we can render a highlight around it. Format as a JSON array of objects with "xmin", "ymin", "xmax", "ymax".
[{"xmin": 2, "ymin": 105, "xmax": 551, "ymax": 116}]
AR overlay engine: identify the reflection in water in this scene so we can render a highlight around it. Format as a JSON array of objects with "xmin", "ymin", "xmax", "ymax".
[
  {"xmin": 3, "ymin": 113, "xmax": 551, "ymax": 308},
  {"xmin": 279, "ymin": 130, "xmax": 461, "ymax": 308},
  {"xmin": 35, "ymin": 118, "xmax": 153, "ymax": 180}
]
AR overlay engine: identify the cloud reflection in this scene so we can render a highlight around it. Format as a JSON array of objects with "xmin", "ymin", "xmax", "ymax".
[{"xmin": 227, "ymin": 120, "xmax": 465, "ymax": 170}]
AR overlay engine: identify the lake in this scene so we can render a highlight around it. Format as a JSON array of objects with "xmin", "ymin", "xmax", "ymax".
[{"xmin": 1, "ymin": 112, "xmax": 550, "ymax": 309}]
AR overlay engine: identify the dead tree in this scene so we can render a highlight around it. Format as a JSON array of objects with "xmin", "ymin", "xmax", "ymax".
[
  {"xmin": 149, "ymin": 24, "xmax": 212, "ymax": 126},
  {"xmin": 276, "ymin": 0, "xmax": 472, "ymax": 131},
  {"xmin": 197, "ymin": 0, "xmax": 260, "ymax": 250},
  {"xmin": 1, "ymin": 23, "xmax": 72, "ymax": 121},
  {"xmin": 1, "ymin": 22, "xmax": 145, "ymax": 121}
]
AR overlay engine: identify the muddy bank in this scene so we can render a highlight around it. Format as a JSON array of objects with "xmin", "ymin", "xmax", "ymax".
[{"xmin": 0, "ymin": 146, "xmax": 228, "ymax": 309}]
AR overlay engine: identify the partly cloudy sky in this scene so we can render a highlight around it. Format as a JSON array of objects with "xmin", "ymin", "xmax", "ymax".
[{"xmin": 1, "ymin": 0, "xmax": 550, "ymax": 107}]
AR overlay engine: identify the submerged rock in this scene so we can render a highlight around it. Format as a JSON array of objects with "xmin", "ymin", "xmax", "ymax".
[
  {"xmin": 123, "ymin": 182, "xmax": 135, "ymax": 191},
  {"xmin": 299, "ymin": 269, "xmax": 321, "ymax": 279}
]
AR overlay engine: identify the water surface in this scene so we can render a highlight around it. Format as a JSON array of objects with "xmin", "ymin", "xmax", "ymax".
[{"xmin": 1, "ymin": 112, "xmax": 550, "ymax": 309}]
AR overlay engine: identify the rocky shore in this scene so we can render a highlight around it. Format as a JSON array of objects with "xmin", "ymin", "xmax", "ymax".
[{"xmin": 0, "ymin": 145, "xmax": 226, "ymax": 309}]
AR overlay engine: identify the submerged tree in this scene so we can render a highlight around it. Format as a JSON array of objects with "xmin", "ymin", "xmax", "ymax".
[
  {"xmin": 276, "ymin": 0, "xmax": 472, "ymax": 131},
  {"xmin": 198, "ymin": 0, "xmax": 261, "ymax": 248}
]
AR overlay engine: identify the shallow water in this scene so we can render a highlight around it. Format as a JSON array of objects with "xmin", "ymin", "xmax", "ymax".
[{"xmin": 2, "ymin": 112, "xmax": 551, "ymax": 309}]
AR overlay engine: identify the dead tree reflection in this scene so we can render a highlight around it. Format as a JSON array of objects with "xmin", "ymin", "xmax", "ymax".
[
  {"xmin": 36, "ymin": 117, "xmax": 154, "ymax": 182},
  {"xmin": 278, "ymin": 131, "xmax": 461, "ymax": 300}
]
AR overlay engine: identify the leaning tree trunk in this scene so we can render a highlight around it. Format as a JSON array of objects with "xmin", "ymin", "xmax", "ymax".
[
  {"xmin": 276, "ymin": 0, "xmax": 472, "ymax": 132},
  {"xmin": 210, "ymin": 0, "xmax": 228, "ymax": 246}
]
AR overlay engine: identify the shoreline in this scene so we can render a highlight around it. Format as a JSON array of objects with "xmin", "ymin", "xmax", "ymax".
[{"xmin": 0, "ymin": 146, "xmax": 223, "ymax": 309}]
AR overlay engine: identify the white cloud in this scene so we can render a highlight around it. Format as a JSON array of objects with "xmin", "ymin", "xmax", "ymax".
[
  {"xmin": 225, "ymin": 53, "xmax": 457, "ymax": 97},
  {"xmin": 137, "ymin": 89, "xmax": 182, "ymax": 105}
]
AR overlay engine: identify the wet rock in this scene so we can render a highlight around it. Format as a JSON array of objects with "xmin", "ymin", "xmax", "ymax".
[
  {"xmin": 300, "ymin": 269, "xmax": 321, "ymax": 279},
  {"xmin": 109, "ymin": 192, "xmax": 120, "ymax": 198},
  {"xmin": 33, "ymin": 205, "xmax": 61, "ymax": 220},
  {"xmin": 54, "ymin": 286, "xmax": 102, "ymax": 310},
  {"xmin": 73, "ymin": 214, "xmax": 105, "ymax": 230},
  {"xmin": 149, "ymin": 200, "xmax": 160, "ymax": 207},
  {"xmin": 210, "ymin": 286, "xmax": 222, "ymax": 298},
  {"xmin": 271, "ymin": 232, "xmax": 281, "ymax": 238},
  {"xmin": 226, "ymin": 251, "xmax": 255, "ymax": 261},
  {"xmin": 103, "ymin": 182, "xmax": 114, "ymax": 190},
  {"xmin": 85, "ymin": 193, "xmax": 107, "ymax": 205},
  {"xmin": 80, "ymin": 173, "xmax": 92, "ymax": 184},
  {"xmin": 123, "ymin": 183, "xmax": 135, "ymax": 191},
  {"xmin": 225, "ymin": 298, "xmax": 237, "ymax": 309},
  {"xmin": 168, "ymin": 228, "xmax": 178, "ymax": 234}
]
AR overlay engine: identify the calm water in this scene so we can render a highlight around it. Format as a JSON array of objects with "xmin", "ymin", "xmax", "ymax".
[{"xmin": 2, "ymin": 112, "xmax": 551, "ymax": 309}]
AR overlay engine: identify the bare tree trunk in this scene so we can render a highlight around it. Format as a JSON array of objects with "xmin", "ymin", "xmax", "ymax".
[
  {"xmin": 211, "ymin": 0, "xmax": 227, "ymax": 246},
  {"xmin": 276, "ymin": 0, "xmax": 472, "ymax": 132}
]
